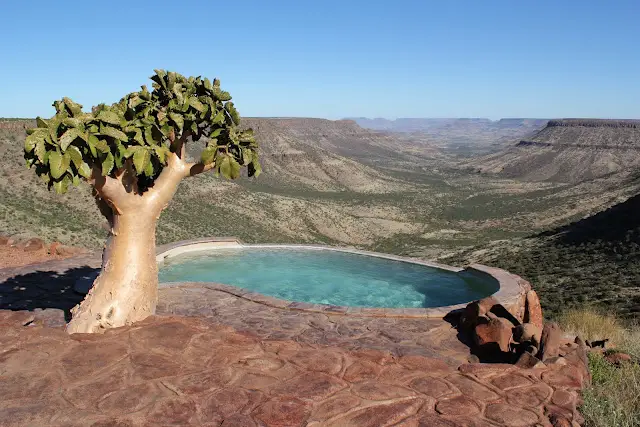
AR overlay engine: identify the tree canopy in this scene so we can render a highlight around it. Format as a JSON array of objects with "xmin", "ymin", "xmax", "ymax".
[{"xmin": 24, "ymin": 70, "xmax": 261, "ymax": 195}]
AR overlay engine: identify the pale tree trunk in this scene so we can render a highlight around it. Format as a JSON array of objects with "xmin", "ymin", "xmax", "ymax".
[
  {"xmin": 66, "ymin": 211, "xmax": 160, "ymax": 333},
  {"xmin": 66, "ymin": 154, "xmax": 189, "ymax": 334}
]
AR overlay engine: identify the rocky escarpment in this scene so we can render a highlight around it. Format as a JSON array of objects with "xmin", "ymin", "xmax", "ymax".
[{"xmin": 467, "ymin": 119, "xmax": 640, "ymax": 183}]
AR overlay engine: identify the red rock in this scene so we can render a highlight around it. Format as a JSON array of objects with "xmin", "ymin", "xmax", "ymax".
[
  {"xmin": 91, "ymin": 419, "xmax": 134, "ymax": 427},
  {"xmin": 524, "ymin": 290, "xmax": 544, "ymax": 328},
  {"xmin": 351, "ymin": 380, "xmax": 415, "ymax": 400},
  {"xmin": 97, "ymin": 383, "xmax": 161, "ymax": 415},
  {"xmin": 541, "ymin": 365, "xmax": 584, "ymax": 390},
  {"xmin": 458, "ymin": 363, "xmax": 514, "ymax": 378},
  {"xmin": 325, "ymin": 398, "xmax": 424, "ymax": 427},
  {"xmin": 398, "ymin": 355, "xmax": 452, "ymax": 373},
  {"xmin": 289, "ymin": 348, "xmax": 343, "ymax": 374},
  {"xmin": 446, "ymin": 374, "xmax": 499, "ymax": 401},
  {"xmin": 130, "ymin": 351, "xmax": 183, "ymax": 380},
  {"xmin": 0, "ymin": 235, "xmax": 10, "ymax": 245},
  {"xmin": 23, "ymin": 238, "xmax": 45, "ymax": 252},
  {"xmin": 170, "ymin": 367, "xmax": 235, "ymax": 395},
  {"xmin": 506, "ymin": 382, "xmax": 554, "ymax": 407},
  {"xmin": 54, "ymin": 244, "xmax": 86, "ymax": 256},
  {"xmin": 254, "ymin": 396, "xmax": 310, "ymax": 427},
  {"xmin": 48, "ymin": 241, "xmax": 60, "ymax": 254},
  {"xmin": 343, "ymin": 360, "xmax": 383, "ymax": 382},
  {"xmin": 513, "ymin": 323, "xmax": 542, "ymax": 345},
  {"xmin": 485, "ymin": 403, "xmax": 539, "ymax": 426},
  {"xmin": 146, "ymin": 396, "xmax": 196, "ymax": 426},
  {"xmin": 477, "ymin": 296, "xmax": 500, "ymax": 315},
  {"xmin": 435, "ymin": 396, "xmax": 481, "ymax": 416},
  {"xmin": 61, "ymin": 340, "xmax": 129, "ymax": 379},
  {"xmin": 604, "ymin": 351, "xmax": 632, "ymax": 365},
  {"xmin": 539, "ymin": 322, "xmax": 562, "ymax": 361},
  {"xmin": 474, "ymin": 317, "xmax": 513, "ymax": 352},
  {"xmin": 0, "ymin": 311, "xmax": 36, "ymax": 327},
  {"xmin": 310, "ymin": 392, "xmax": 362, "ymax": 421},
  {"xmin": 490, "ymin": 372, "xmax": 534, "ymax": 390},
  {"xmin": 199, "ymin": 388, "xmax": 262, "ymax": 419},
  {"xmin": 549, "ymin": 414, "xmax": 572, "ymax": 427},
  {"xmin": 551, "ymin": 389, "xmax": 577, "ymax": 410},
  {"xmin": 409, "ymin": 376, "xmax": 458, "ymax": 398},
  {"xmin": 129, "ymin": 320, "xmax": 197, "ymax": 352},
  {"xmin": 270, "ymin": 372, "xmax": 347, "ymax": 401},
  {"xmin": 515, "ymin": 350, "xmax": 545, "ymax": 369},
  {"xmin": 221, "ymin": 414, "xmax": 257, "ymax": 427}
]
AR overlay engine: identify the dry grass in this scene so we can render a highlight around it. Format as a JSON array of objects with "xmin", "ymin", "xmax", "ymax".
[{"xmin": 558, "ymin": 308, "xmax": 640, "ymax": 427}]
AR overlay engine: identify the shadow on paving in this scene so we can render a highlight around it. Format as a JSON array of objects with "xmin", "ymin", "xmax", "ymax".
[{"xmin": 0, "ymin": 266, "xmax": 99, "ymax": 321}]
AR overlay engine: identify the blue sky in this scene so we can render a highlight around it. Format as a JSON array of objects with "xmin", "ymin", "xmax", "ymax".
[{"xmin": 2, "ymin": 0, "xmax": 639, "ymax": 119}]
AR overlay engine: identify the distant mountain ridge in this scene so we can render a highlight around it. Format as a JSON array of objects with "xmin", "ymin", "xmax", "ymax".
[
  {"xmin": 468, "ymin": 118, "xmax": 640, "ymax": 183},
  {"xmin": 348, "ymin": 117, "xmax": 548, "ymax": 133}
]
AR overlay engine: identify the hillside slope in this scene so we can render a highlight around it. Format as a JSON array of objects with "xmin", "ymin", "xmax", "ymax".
[
  {"xmin": 469, "ymin": 119, "xmax": 640, "ymax": 183},
  {"xmin": 440, "ymin": 186, "xmax": 640, "ymax": 320}
]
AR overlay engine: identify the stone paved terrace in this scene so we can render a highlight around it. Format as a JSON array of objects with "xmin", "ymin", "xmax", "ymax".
[
  {"xmin": 0, "ymin": 254, "xmax": 587, "ymax": 426},
  {"xmin": 1, "ymin": 310, "xmax": 586, "ymax": 427}
]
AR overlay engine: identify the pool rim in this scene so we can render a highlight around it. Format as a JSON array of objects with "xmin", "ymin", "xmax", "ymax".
[{"xmin": 155, "ymin": 237, "xmax": 530, "ymax": 319}]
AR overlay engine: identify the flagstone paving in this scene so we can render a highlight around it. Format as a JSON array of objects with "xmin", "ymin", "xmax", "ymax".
[
  {"xmin": 0, "ymin": 256, "xmax": 587, "ymax": 426},
  {"xmin": 0, "ymin": 311, "xmax": 585, "ymax": 427}
]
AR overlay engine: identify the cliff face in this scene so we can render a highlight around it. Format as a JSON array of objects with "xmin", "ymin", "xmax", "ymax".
[{"xmin": 468, "ymin": 119, "xmax": 640, "ymax": 183}]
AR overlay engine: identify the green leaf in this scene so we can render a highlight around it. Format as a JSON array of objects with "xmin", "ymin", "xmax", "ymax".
[
  {"xmin": 53, "ymin": 179, "xmax": 68, "ymax": 194},
  {"xmin": 96, "ymin": 110, "xmax": 122, "ymax": 126},
  {"xmin": 144, "ymin": 156, "xmax": 154, "ymax": 176},
  {"xmin": 35, "ymin": 139, "xmax": 47, "ymax": 162},
  {"xmin": 169, "ymin": 112, "xmax": 184, "ymax": 132},
  {"xmin": 72, "ymin": 175, "xmax": 81, "ymax": 187},
  {"xmin": 189, "ymin": 97, "xmax": 204, "ymax": 112},
  {"xmin": 144, "ymin": 126, "xmax": 155, "ymax": 145},
  {"xmin": 133, "ymin": 148, "xmax": 151, "ymax": 175},
  {"xmin": 49, "ymin": 150, "xmax": 67, "ymax": 179},
  {"xmin": 77, "ymin": 161, "xmax": 92, "ymax": 178},
  {"xmin": 63, "ymin": 97, "xmax": 83, "ymax": 115},
  {"xmin": 88, "ymin": 135, "xmax": 99, "ymax": 157},
  {"xmin": 100, "ymin": 125, "xmax": 128, "ymax": 141},
  {"xmin": 228, "ymin": 158, "xmax": 241, "ymax": 179},
  {"xmin": 59, "ymin": 128, "xmax": 81, "ymax": 151},
  {"xmin": 62, "ymin": 117, "xmax": 83, "ymax": 129},
  {"xmin": 210, "ymin": 128, "xmax": 223, "ymax": 138},
  {"xmin": 66, "ymin": 145, "xmax": 83, "ymax": 167},
  {"xmin": 133, "ymin": 129, "xmax": 145, "ymax": 145},
  {"xmin": 36, "ymin": 117, "xmax": 48, "ymax": 128},
  {"xmin": 212, "ymin": 109, "xmax": 225, "ymax": 124},
  {"xmin": 248, "ymin": 157, "xmax": 262, "ymax": 178},
  {"xmin": 218, "ymin": 156, "xmax": 231, "ymax": 179},
  {"xmin": 201, "ymin": 147, "xmax": 216, "ymax": 165},
  {"xmin": 25, "ymin": 134, "xmax": 38, "ymax": 153},
  {"xmin": 153, "ymin": 146, "xmax": 168, "ymax": 163},
  {"xmin": 102, "ymin": 152, "xmax": 115, "ymax": 176}
]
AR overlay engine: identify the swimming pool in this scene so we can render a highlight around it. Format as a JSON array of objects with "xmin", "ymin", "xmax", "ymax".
[{"xmin": 158, "ymin": 246, "xmax": 499, "ymax": 308}]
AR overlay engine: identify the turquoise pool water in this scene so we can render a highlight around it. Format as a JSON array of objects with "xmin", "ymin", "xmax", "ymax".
[{"xmin": 158, "ymin": 247, "xmax": 498, "ymax": 308}]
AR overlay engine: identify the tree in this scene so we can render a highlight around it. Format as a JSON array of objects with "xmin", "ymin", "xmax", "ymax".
[{"xmin": 24, "ymin": 70, "xmax": 261, "ymax": 333}]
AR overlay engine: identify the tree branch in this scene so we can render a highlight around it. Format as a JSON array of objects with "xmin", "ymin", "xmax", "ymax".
[
  {"xmin": 90, "ymin": 167, "xmax": 133, "ymax": 213},
  {"xmin": 143, "ymin": 152, "xmax": 187, "ymax": 211},
  {"xmin": 183, "ymin": 161, "xmax": 216, "ymax": 178},
  {"xmin": 174, "ymin": 130, "xmax": 191, "ymax": 159}
]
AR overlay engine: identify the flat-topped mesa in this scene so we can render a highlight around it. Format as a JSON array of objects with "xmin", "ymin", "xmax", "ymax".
[
  {"xmin": 547, "ymin": 119, "xmax": 640, "ymax": 129},
  {"xmin": 468, "ymin": 117, "xmax": 640, "ymax": 183}
]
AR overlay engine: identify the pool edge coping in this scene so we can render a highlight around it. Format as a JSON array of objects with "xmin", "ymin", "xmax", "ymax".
[{"xmin": 155, "ymin": 237, "xmax": 530, "ymax": 319}]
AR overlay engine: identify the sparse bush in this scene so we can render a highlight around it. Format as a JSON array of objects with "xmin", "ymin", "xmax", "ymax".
[{"xmin": 558, "ymin": 309, "xmax": 640, "ymax": 426}]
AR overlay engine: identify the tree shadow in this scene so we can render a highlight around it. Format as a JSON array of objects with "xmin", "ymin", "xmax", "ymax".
[{"xmin": 0, "ymin": 266, "xmax": 99, "ymax": 322}]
